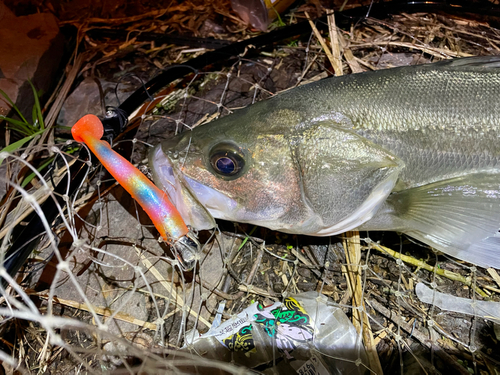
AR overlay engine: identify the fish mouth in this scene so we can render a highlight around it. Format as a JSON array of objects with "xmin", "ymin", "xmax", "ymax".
[
  {"xmin": 182, "ymin": 175, "xmax": 239, "ymax": 220},
  {"xmin": 149, "ymin": 144, "xmax": 216, "ymax": 231}
]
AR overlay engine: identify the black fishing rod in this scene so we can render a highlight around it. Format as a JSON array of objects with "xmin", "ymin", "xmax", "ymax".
[{"xmin": 3, "ymin": 0, "xmax": 499, "ymax": 286}]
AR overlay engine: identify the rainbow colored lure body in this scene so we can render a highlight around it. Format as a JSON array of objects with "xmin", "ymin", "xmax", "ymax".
[{"xmin": 72, "ymin": 115, "xmax": 198, "ymax": 269}]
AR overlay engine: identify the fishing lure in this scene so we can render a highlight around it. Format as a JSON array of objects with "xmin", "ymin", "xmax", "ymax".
[{"xmin": 72, "ymin": 114, "xmax": 199, "ymax": 270}]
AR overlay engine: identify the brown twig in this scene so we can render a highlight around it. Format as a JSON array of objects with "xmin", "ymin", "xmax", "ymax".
[
  {"xmin": 305, "ymin": 12, "xmax": 337, "ymax": 74},
  {"xmin": 366, "ymin": 241, "xmax": 488, "ymax": 298}
]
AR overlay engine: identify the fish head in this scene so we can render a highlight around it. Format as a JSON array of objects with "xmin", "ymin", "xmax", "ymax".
[
  {"xmin": 150, "ymin": 103, "xmax": 403, "ymax": 235},
  {"xmin": 150, "ymin": 105, "xmax": 301, "ymax": 232}
]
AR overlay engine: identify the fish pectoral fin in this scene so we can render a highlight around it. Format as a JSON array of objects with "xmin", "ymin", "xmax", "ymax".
[{"xmin": 375, "ymin": 172, "xmax": 500, "ymax": 269}]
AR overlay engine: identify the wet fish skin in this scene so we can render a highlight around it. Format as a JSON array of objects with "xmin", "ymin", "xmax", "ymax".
[{"xmin": 150, "ymin": 56, "xmax": 500, "ymax": 268}]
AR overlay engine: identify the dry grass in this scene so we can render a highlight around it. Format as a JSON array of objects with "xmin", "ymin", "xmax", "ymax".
[{"xmin": 1, "ymin": 2, "xmax": 500, "ymax": 374}]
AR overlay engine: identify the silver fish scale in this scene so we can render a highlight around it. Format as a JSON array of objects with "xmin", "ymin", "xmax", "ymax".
[
  {"xmin": 308, "ymin": 69, "xmax": 499, "ymax": 132},
  {"xmin": 273, "ymin": 64, "xmax": 500, "ymax": 189}
]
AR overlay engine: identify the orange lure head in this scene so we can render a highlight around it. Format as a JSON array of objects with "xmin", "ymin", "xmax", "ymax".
[{"xmin": 71, "ymin": 114, "xmax": 104, "ymax": 143}]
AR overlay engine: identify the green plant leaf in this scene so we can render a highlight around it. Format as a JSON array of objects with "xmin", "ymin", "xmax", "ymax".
[
  {"xmin": 1, "ymin": 116, "xmax": 33, "ymax": 129},
  {"xmin": 237, "ymin": 226, "xmax": 258, "ymax": 251},
  {"xmin": 28, "ymin": 80, "xmax": 44, "ymax": 130},
  {"xmin": 1, "ymin": 116, "xmax": 34, "ymax": 136},
  {"xmin": 0, "ymin": 129, "xmax": 45, "ymax": 165},
  {"xmin": 21, "ymin": 156, "xmax": 55, "ymax": 188},
  {"xmin": 0, "ymin": 88, "xmax": 28, "ymax": 124}
]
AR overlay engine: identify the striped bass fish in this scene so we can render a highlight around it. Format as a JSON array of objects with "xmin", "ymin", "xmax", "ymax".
[{"xmin": 150, "ymin": 56, "xmax": 500, "ymax": 268}]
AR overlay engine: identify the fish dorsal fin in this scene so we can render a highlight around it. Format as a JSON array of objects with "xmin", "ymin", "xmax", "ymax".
[
  {"xmin": 381, "ymin": 172, "xmax": 500, "ymax": 269},
  {"xmin": 421, "ymin": 55, "xmax": 500, "ymax": 72}
]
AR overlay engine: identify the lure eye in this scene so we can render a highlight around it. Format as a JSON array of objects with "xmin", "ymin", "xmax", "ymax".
[{"xmin": 209, "ymin": 143, "xmax": 246, "ymax": 179}]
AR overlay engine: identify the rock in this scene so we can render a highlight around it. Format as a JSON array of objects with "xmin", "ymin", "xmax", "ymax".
[
  {"xmin": 0, "ymin": 2, "xmax": 64, "ymax": 144},
  {"xmin": 57, "ymin": 77, "xmax": 131, "ymax": 129},
  {"xmin": 372, "ymin": 53, "xmax": 430, "ymax": 69}
]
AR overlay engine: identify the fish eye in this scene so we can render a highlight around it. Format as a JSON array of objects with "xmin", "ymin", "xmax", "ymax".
[{"xmin": 209, "ymin": 142, "xmax": 246, "ymax": 179}]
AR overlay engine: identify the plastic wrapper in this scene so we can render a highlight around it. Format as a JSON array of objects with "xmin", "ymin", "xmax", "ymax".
[
  {"xmin": 416, "ymin": 282, "xmax": 500, "ymax": 322},
  {"xmin": 183, "ymin": 291, "xmax": 369, "ymax": 374}
]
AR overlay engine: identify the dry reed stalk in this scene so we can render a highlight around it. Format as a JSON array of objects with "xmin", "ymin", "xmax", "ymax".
[
  {"xmin": 305, "ymin": 12, "xmax": 337, "ymax": 74},
  {"xmin": 327, "ymin": 10, "xmax": 343, "ymax": 76},
  {"xmin": 486, "ymin": 268, "xmax": 500, "ymax": 289},
  {"xmin": 368, "ymin": 242, "xmax": 489, "ymax": 298},
  {"xmin": 38, "ymin": 294, "xmax": 158, "ymax": 330},
  {"xmin": 343, "ymin": 231, "xmax": 383, "ymax": 375}
]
